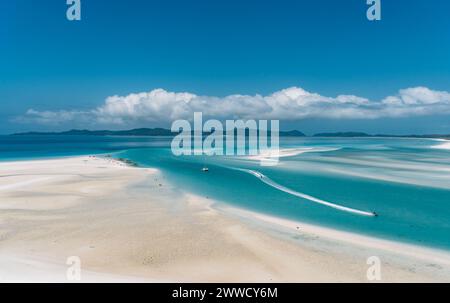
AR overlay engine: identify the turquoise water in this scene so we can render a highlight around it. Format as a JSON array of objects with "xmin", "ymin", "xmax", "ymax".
[{"xmin": 1, "ymin": 135, "xmax": 450, "ymax": 251}]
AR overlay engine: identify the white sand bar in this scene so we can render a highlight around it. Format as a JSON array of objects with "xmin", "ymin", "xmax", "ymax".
[{"xmin": 1, "ymin": 156, "xmax": 449, "ymax": 282}]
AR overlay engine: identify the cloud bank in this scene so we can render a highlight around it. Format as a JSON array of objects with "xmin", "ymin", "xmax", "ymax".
[{"xmin": 16, "ymin": 86, "xmax": 450, "ymax": 126}]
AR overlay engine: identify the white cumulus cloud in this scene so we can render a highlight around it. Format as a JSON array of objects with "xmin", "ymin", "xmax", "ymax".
[{"xmin": 16, "ymin": 86, "xmax": 450, "ymax": 126}]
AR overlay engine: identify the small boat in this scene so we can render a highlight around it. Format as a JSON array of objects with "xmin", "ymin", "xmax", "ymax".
[
  {"xmin": 202, "ymin": 167, "xmax": 209, "ymax": 172},
  {"xmin": 372, "ymin": 212, "xmax": 379, "ymax": 217}
]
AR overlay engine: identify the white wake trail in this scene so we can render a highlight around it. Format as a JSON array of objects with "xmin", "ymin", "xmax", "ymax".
[{"xmin": 236, "ymin": 168, "xmax": 376, "ymax": 217}]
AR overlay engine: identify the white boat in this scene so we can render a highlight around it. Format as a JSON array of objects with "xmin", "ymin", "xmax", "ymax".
[{"xmin": 202, "ymin": 167, "xmax": 209, "ymax": 172}]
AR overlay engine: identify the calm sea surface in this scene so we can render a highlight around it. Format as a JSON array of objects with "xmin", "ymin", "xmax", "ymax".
[{"xmin": 1, "ymin": 135, "xmax": 450, "ymax": 251}]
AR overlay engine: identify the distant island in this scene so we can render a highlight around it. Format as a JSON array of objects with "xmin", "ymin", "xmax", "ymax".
[
  {"xmin": 313, "ymin": 132, "xmax": 450, "ymax": 139},
  {"xmin": 11, "ymin": 128, "xmax": 306, "ymax": 137},
  {"xmin": 10, "ymin": 129, "xmax": 450, "ymax": 140},
  {"xmin": 314, "ymin": 132, "xmax": 370, "ymax": 137},
  {"xmin": 279, "ymin": 130, "xmax": 306, "ymax": 137},
  {"xmin": 12, "ymin": 128, "xmax": 174, "ymax": 137}
]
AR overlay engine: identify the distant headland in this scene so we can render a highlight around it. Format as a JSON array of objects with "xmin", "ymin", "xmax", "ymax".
[
  {"xmin": 11, "ymin": 128, "xmax": 307, "ymax": 137},
  {"xmin": 10, "ymin": 129, "xmax": 450, "ymax": 140}
]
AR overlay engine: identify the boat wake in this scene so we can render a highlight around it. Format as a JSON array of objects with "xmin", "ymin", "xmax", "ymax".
[
  {"xmin": 235, "ymin": 168, "xmax": 376, "ymax": 217},
  {"xmin": 432, "ymin": 141, "xmax": 450, "ymax": 150}
]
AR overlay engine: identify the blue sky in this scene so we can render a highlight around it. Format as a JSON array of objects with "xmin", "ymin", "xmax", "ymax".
[{"xmin": 1, "ymin": 0, "xmax": 450, "ymax": 134}]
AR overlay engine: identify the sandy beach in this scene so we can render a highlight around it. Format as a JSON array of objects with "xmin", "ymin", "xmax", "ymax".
[{"xmin": 1, "ymin": 156, "xmax": 450, "ymax": 282}]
